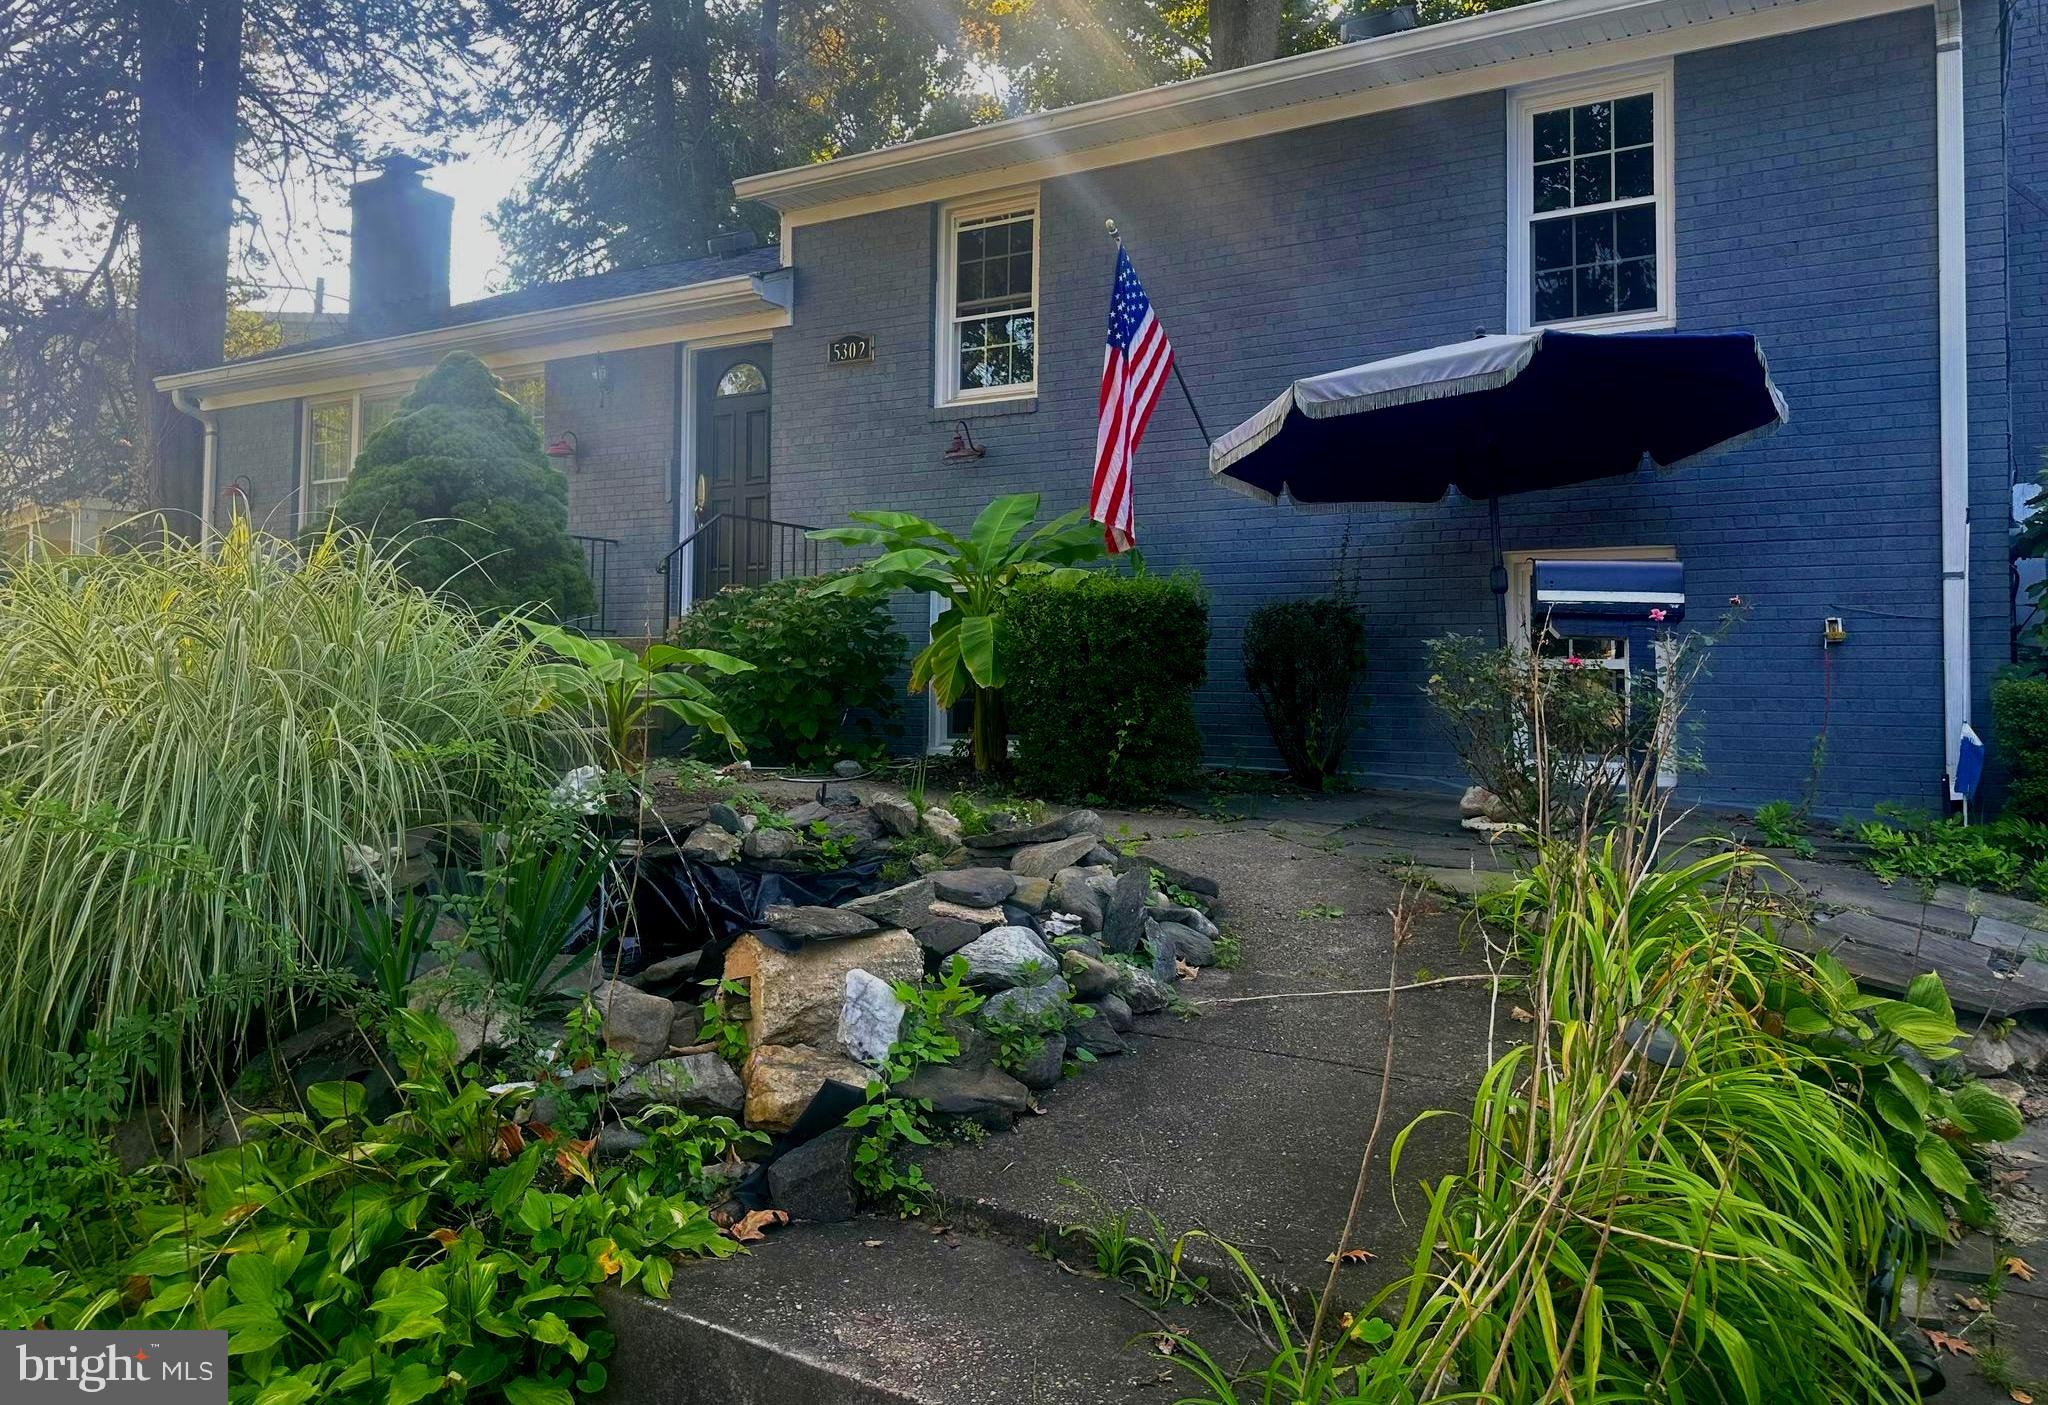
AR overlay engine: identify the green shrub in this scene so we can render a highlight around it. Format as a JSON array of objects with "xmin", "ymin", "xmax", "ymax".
[
  {"xmin": 0, "ymin": 524, "xmax": 589, "ymax": 1113},
  {"xmin": 1242, "ymin": 595, "xmax": 1367, "ymax": 787},
  {"xmin": 331, "ymin": 351, "xmax": 596, "ymax": 621},
  {"xmin": 1992, "ymin": 674, "xmax": 2048, "ymax": 820},
  {"xmin": 1001, "ymin": 572, "xmax": 1208, "ymax": 803},
  {"xmin": 667, "ymin": 572, "xmax": 903, "ymax": 766}
]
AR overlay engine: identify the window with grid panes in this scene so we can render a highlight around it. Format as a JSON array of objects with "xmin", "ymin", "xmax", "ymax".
[{"xmin": 940, "ymin": 196, "xmax": 1037, "ymax": 402}]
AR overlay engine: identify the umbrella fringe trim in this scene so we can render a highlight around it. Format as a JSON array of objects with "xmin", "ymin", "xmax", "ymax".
[
  {"xmin": 1657, "ymin": 340, "xmax": 1790, "ymax": 472},
  {"xmin": 1296, "ymin": 362, "xmax": 1528, "ymax": 420}
]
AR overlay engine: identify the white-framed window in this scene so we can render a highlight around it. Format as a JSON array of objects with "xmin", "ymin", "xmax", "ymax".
[
  {"xmin": 1508, "ymin": 62, "xmax": 1675, "ymax": 333},
  {"xmin": 935, "ymin": 190, "xmax": 1039, "ymax": 406},
  {"xmin": 302, "ymin": 397, "xmax": 356, "ymax": 524},
  {"xmin": 499, "ymin": 367, "xmax": 546, "ymax": 440}
]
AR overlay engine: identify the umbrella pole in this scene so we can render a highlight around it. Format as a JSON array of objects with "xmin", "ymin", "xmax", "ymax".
[{"xmin": 1488, "ymin": 496, "xmax": 1509, "ymax": 645}]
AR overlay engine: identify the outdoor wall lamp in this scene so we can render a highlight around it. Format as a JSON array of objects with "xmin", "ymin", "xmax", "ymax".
[
  {"xmin": 944, "ymin": 420, "xmax": 985, "ymax": 463},
  {"xmin": 545, "ymin": 430, "xmax": 580, "ymax": 467},
  {"xmin": 591, "ymin": 354, "xmax": 612, "ymax": 409}
]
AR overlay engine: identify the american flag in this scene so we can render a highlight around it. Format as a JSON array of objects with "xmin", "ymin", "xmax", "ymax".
[{"xmin": 1090, "ymin": 244, "xmax": 1174, "ymax": 553}]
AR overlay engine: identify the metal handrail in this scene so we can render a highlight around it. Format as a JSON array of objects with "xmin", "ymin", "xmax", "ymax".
[
  {"xmin": 659, "ymin": 511, "xmax": 821, "ymax": 634},
  {"xmin": 568, "ymin": 533, "xmax": 619, "ymax": 635}
]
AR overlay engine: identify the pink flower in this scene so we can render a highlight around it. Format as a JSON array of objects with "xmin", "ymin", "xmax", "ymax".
[
  {"xmin": 1728, "ymin": 594, "xmax": 1744, "ymax": 607},
  {"xmin": 1566, "ymin": 655, "xmax": 1585, "ymax": 669},
  {"xmin": 1648, "ymin": 607, "xmax": 1667, "ymax": 622}
]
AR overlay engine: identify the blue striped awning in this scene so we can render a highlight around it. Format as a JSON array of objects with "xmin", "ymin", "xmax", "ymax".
[{"xmin": 1533, "ymin": 559, "xmax": 1685, "ymax": 627}]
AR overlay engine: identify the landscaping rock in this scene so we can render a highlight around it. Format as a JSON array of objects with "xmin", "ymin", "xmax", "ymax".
[
  {"xmin": 895, "ymin": 1065, "xmax": 1030, "ymax": 1128},
  {"xmin": 838, "ymin": 969, "xmax": 907, "ymax": 1067},
  {"xmin": 741, "ymin": 827, "xmax": 797, "ymax": 861},
  {"xmin": 957, "ymin": 926, "xmax": 1062, "ymax": 989},
  {"xmin": 869, "ymin": 793, "xmax": 920, "ymax": 838},
  {"xmin": 590, "ymin": 979, "xmax": 678, "ymax": 1062},
  {"xmin": 981, "ymin": 977, "xmax": 1073, "ymax": 1028},
  {"xmin": 1002, "ymin": 903, "xmax": 1044, "ymax": 937},
  {"xmin": 1070, "ymin": 1006, "xmax": 1128, "ymax": 1056},
  {"xmin": 1010, "ymin": 875, "xmax": 1052, "ymax": 912},
  {"xmin": 833, "ymin": 759, "xmax": 864, "ymax": 778},
  {"xmin": 1061, "ymin": 950, "xmax": 1117, "ymax": 1001},
  {"xmin": 1152, "ymin": 904, "xmax": 1219, "ymax": 938},
  {"xmin": 2008, "ymin": 1021, "xmax": 2048, "ymax": 1071},
  {"xmin": 921, "ymin": 806, "xmax": 964, "ymax": 850},
  {"xmin": 1103, "ymin": 867, "xmax": 1149, "ymax": 956},
  {"xmin": 1961, "ymin": 1033, "xmax": 2018, "ymax": 1078},
  {"xmin": 842, "ymin": 877, "xmax": 935, "ymax": 929},
  {"xmin": 962, "ymin": 815, "xmax": 1070, "ymax": 850},
  {"xmin": 708, "ymin": 801, "xmax": 746, "ymax": 835},
  {"xmin": 743, "ymin": 1044, "xmax": 875, "ymax": 1133},
  {"xmin": 1012, "ymin": 1034, "xmax": 1066, "ymax": 1090},
  {"xmin": 1095, "ymin": 992, "xmax": 1135, "ymax": 1033},
  {"xmin": 1061, "ymin": 810, "xmax": 1106, "ymax": 838},
  {"xmin": 1053, "ymin": 871, "xmax": 1105, "ymax": 932},
  {"xmin": 925, "ymin": 899, "xmax": 1006, "ymax": 930},
  {"xmin": 631, "ymin": 951, "xmax": 701, "ymax": 992},
  {"xmin": 1121, "ymin": 965, "xmax": 1172, "ymax": 1015},
  {"xmin": 764, "ymin": 904, "xmax": 879, "ymax": 940},
  {"xmin": 1010, "ymin": 834, "xmax": 1102, "ymax": 880},
  {"xmin": 934, "ymin": 866, "xmax": 1017, "ymax": 908},
  {"xmin": 915, "ymin": 918, "xmax": 983, "ymax": 960},
  {"xmin": 617, "ymin": 1053, "xmax": 745, "ymax": 1115},
  {"xmin": 681, "ymin": 823, "xmax": 741, "ymax": 864},
  {"xmin": 725, "ymin": 930, "xmax": 923, "ymax": 1048},
  {"xmin": 597, "ymin": 1125, "xmax": 647, "ymax": 1157},
  {"xmin": 1152, "ymin": 919, "xmax": 1216, "ymax": 968},
  {"xmin": 1130, "ymin": 857, "xmax": 1221, "ymax": 900},
  {"xmin": 768, "ymin": 1126, "xmax": 861, "ymax": 1223},
  {"xmin": 941, "ymin": 1015, "xmax": 996, "ymax": 1072}
]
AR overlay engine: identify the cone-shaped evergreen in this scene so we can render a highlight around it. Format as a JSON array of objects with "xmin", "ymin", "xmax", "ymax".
[{"xmin": 332, "ymin": 352, "xmax": 596, "ymax": 621}]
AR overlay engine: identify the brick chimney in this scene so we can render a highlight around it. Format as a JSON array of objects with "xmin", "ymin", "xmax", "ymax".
[{"xmin": 348, "ymin": 154, "xmax": 453, "ymax": 338}]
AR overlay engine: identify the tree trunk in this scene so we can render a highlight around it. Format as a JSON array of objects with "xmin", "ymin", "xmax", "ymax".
[
  {"xmin": 647, "ymin": 0, "xmax": 693, "ymax": 258},
  {"xmin": 1208, "ymin": 0, "xmax": 1286, "ymax": 70},
  {"xmin": 676, "ymin": 0, "xmax": 725, "ymax": 245},
  {"xmin": 755, "ymin": 0, "xmax": 781, "ymax": 124},
  {"xmin": 132, "ymin": 0, "xmax": 239, "ymax": 531},
  {"xmin": 969, "ymin": 685, "xmax": 1007, "ymax": 776}
]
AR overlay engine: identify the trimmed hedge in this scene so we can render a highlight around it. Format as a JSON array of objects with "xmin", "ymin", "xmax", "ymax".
[
  {"xmin": 1002, "ymin": 572, "xmax": 1208, "ymax": 802},
  {"xmin": 1992, "ymin": 674, "xmax": 2048, "ymax": 820},
  {"xmin": 1242, "ymin": 595, "xmax": 1368, "ymax": 787},
  {"xmin": 668, "ymin": 572, "xmax": 903, "ymax": 766}
]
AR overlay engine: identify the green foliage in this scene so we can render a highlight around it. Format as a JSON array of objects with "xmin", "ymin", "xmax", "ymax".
[
  {"xmin": 344, "ymin": 888, "xmax": 438, "ymax": 1010},
  {"xmin": 437, "ymin": 831, "xmax": 614, "ymax": 1020},
  {"xmin": 1993, "ymin": 674, "xmax": 2048, "ymax": 820},
  {"xmin": 1001, "ymin": 571, "xmax": 1209, "ymax": 803},
  {"xmin": 522, "ymin": 620, "xmax": 753, "ymax": 770},
  {"xmin": 1242, "ymin": 594, "xmax": 1368, "ymax": 788},
  {"xmin": 0, "ymin": 523, "xmax": 587, "ymax": 1113},
  {"xmin": 695, "ymin": 979, "xmax": 750, "ymax": 1065},
  {"xmin": 844, "ymin": 958, "xmax": 984, "ymax": 1211},
  {"xmin": 331, "ymin": 352, "xmax": 597, "ymax": 622},
  {"xmin": 1058, "ymin": 1187, "xmax": 1205, "ymax": 1307},
  {"xmin": 1848, "ymin": 804, "xmax": 2048, "ymax": 896},
  {"xmin": 667, "ymin": 572, "xmax": 904, "ymax": 767},
  {"xmin": 624, "ymin": 1108, "xmax": 769, "ymax": 1204},
  {"xmin": 809, "ymin": 494, "xmax": 1104, "ymax": 773},
  {"xmin": 1752, "ymin": 799, "xmax": 1816, "ymax": 857}
]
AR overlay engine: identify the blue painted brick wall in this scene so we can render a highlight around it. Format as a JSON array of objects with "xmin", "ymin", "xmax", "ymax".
[
  {"xmin": 771, "ymin": 4, "xmax": 2018, "ymax": 817},
  {"xmin": 2012, "ymin": 0, "xmax": 2048, "ymax": 613}
]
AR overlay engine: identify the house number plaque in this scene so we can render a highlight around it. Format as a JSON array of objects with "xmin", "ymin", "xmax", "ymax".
[{"xmin": 829, "ymin": 333, "xmax": 874, "ymax": 365}]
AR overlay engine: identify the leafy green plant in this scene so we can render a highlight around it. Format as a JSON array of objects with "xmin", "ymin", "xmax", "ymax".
[
  {"xmin": 1993, "ymin": 674, "xmax": 2048, "ymax": 820},
  {"xmin": 667, "ymin": 571, "xmax": 903, "ymax": 767},
  {"xmin": 809, "ymin": 493, "xmax": 1103, "ymax": 773},
  {"xmin": 1210, "ymin": 932, "xmax": 1243, "ymax": 970},
  {"xmin": 344, "ymin": 886, "xmax": 439, "ymax": 1009},
  {"xmin": 1297, "ymin": 903, "xmax": 1344, "ymax": 921},
  {"xmin": 522, "ymin": 621, "xmax": 753, "ymax": 771},
  {"xmin": 805, "ymin": 819, "xmax": 857, "ymax": 868},
  {"xmin": 1753, "ymin": 798, "xmax": 1817, "ymax": 857},
  {"xmin": 626, "ymin": 1107, "xmax": 769, "ymax": 1202},
  {"xmin": 0, "ymin": 523, "xmax": 586, "ymax": 1113},
  {"xmin": 1846, "ymin": 804, "xmax": 2048, "ymax": 897},
  {"xmin": 695, "ymin": 978, "xmax": 750, "ymax": 1065},
  {"xmin": 1001, "ymin": 571, "xmax": 1208, "ymax": 802},
  {"xmin": 330, "ymin": 352, "xmax": 597, "ymax": 621},
  {"xmin": 1242, "ymin": 594, "xmax": 1368, "ymax": 788},
  {"xmin": 1059, "ymin": 1190, "xmax": 1205, "ymax": 1307},
  {"xmin": 441, "ymin": 831, "xmax": 614, "ymax": 1018},
  {"xmin": 843, "ymin": 958, "xmax": 985, "ymax": 1211}
]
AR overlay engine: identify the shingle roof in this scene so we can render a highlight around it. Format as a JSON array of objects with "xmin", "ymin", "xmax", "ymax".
[{"xmin": 226, "ymin": 245, "xmax": 783, "ymax": 366}]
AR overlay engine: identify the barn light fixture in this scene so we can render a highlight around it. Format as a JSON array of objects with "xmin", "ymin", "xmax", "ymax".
[{"xmin": 591, "ymin": 354, "xmax": 611, "ymax": 409}]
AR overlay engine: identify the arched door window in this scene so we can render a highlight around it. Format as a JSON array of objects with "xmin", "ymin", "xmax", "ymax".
[{"xmin": 715, "ymin": 362, "xmax": 768, "ymax": 397}]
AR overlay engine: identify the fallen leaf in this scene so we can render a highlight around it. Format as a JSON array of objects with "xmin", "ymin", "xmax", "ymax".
[
  {"xmin": 862, "ymin": 1239, "xmax": 883, "ymax": 1248},
  {"xmin": 2009, "ymin": 1390, "xmax": 2033, "ymax": 1404},
  {"xmin": 2003, "ymin": 1255, "xmax": 2035, "ymax": 1282},
  {"xmin": 1176, "ymin": 958, "xmax": 1199, "ymax": 981},
  {"xmin": 554, "ymin": 1137, "xmax": 596, "ymax": 1185},
  {"xmin": 494, "ymin": 1123, "xmax": 525, "ymax": 1160},
  {"xmin": 1925, "ymin": 1330, "xmax": 1976, "ymax": 1357},
  {"xmin": 1149, "ymin": 1334, "xmax": 1178, "ymax": 1357},
  {"xmin": 429, "ymin": 1228, "xmax": 460, "ymax": 1248},
  {"xmin": 1510, "ymin": 1006, "xmax": 1535, "ymax": 1024},
  {"xmin": 1956, "ymin": 1293, "xmax": 1990, "ymax": 1312},
  {"xmin": 1326, "ymin": 1248, "xmax": 1375, "ymax": 1264},
  {"xmin": 726, "ymin": 1209, "xmax": 789, "ymax": 1243}
]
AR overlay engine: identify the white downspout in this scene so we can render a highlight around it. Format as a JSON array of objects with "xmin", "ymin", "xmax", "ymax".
[
  {"xmin": 168, "ymin": 387, "xmax": 219, "ymax": 539},
  {"xmin": 1935, "ymin": 0, "xmax": 1971, "ymax": 800}
]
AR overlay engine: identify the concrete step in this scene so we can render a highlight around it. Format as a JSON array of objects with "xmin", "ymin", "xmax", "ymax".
[{"xmin": 600, "ymin": 1217, "xmax": 1261, "ymax": 1405}]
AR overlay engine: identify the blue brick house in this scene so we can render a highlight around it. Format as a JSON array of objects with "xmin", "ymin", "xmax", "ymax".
[{"xmin": 159, "ymin": 0, "xmax": 2046, "ymax": 816}]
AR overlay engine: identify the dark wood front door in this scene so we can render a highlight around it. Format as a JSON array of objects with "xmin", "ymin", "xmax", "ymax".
[{"xmin": 694, "ymin": 344, "xmax": 772, "ymax": 594}]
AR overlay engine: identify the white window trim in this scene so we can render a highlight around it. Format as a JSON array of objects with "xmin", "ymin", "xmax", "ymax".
[
  {"xmin": 934, "ymin": 188, "xmax": 1041, "ymax": 408},
  {"xmin": 1506, "ymin": 60, "xmax": 1676, "ymax": 335},
  {"xmin": 299, "ymin": 382, "xmax": 412, "ymax": 528}
]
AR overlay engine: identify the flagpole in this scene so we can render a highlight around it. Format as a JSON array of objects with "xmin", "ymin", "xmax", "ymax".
[{"xmin": 1107, "ymin": 219, "xmax": 1213, "ymax": 448}]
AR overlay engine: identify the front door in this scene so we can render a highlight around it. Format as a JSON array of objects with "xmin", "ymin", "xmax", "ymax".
[{"xmin": 693, "ymin": 344, "xmax": 772, "ymax": 595}]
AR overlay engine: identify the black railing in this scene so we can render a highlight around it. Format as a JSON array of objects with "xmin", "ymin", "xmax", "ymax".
[
  {"xmin": 568, "ymin": 533, "xmax": 619, "ymax": 635},
  {"xmin": 660, "ymin": 512, "xmax": 821, "ymax": 635}
]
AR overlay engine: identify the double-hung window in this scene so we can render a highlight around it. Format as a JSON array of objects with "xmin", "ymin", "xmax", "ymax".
[
  {"xmin": 937, "ymin": 192, "xmax": 1038, "ymax": 405},
  {"xmin": 302, "ymin": 386, "xmax": 406, "ymax": 525},
  {"xmin": 1509, "ymin": 63, "xmax": 1674, "ymax": 332}
]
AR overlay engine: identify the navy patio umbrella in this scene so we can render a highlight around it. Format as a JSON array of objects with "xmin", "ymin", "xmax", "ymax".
[{"xmin": 1208, "ymin": 328, "xmax": 1788, "ymax": 639}]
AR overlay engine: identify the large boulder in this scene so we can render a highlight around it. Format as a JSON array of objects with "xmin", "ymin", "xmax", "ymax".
[
  {"xmin": 741, "ymin": 827, "xmax": 797, "ymax": 862},
  {"xmin": 743, "ymin": 1044, "xmax": 875, "ymax": 1132},
  {"xmin": 920, "ymin": 806, "xmax": 965, "ymax": 850},
  {"xmin": 895, "ymin": 1065, "xmax": 1031, "ymax": 1128},
  {"xmin": 933, "ymin": 867, "xmax": 1017, "ymax": 908},
  {"xmin": 915, "ymin": 917, "xmax": 984, "ymax": 960},
  {"xmin": 1061, "ymin": 950, "xmax": 1117, "ymax": 1000},
  {"xmin": 725, "ymin": 930, "xmax": 923, "ymax": 1048},
  {"xmin": 768, "ymin": 1126, "xmax": 861, "ymax": 1222},
  {"xmin": 1152, "ymin": 919, "xmax": 1217, "ymax": 968},
  {"xmin": 842, "ymin": 877, "xmax": 935, "ymax": 929},
  {"xmin": 1010, "ymin": 876, "xmax": 1052, "ymax": 912},
  {"xmin": 1010, "ymin": 834, "xmax": 1104, "ymax": 880},
  {"xmin": 868, "ymin": 793, "xmax": 920, "ymax": 838},
  {"xmin": 615, "ymin": 1053, "xmax": 745, "ymax": 1115},
  {"xmin": 1102, "ymin": 868, "xmax": 1149, "ymax": 955},
  {"xmin": 1120, "ymin": 965, "xmax": 1173, "ymax": 1015},
  {"xmin": 1052, "ymin": 871, "xmax": 1105, "ymax": 933},
  {"xmin": 981, "ymin": 977, "xmax": 1073, "ymax": 1029},
  {"xmin": 763, "ymin": 904, "xmax": 879, "ymax": 941},
  {"xmin": 956, "ymin": 926, "xmax": 1060, "ymax": 989},
  {"xmin": 590, "ymin": 979, "xmax": 677, "ymax": 1062}
]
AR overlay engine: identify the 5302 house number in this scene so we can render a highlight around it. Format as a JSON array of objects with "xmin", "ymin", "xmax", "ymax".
[{"xmin": 829, "ymin": 334, "xmax": 874, "ymax": 365}]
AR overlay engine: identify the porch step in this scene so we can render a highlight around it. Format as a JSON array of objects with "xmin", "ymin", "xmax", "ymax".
[{"xmin": 599, "ymin": 1217, "xmax": 1258, "ymax": 1404}]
